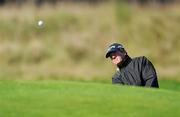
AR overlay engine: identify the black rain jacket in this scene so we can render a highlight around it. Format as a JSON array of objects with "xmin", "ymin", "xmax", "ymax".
[{"xmin": 112, "ymin": 55, "xmax": 159, "ymax": 88}]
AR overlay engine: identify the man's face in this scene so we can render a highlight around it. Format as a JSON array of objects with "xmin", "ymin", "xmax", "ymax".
[{"xmin": 110, "ymin": 51, "xmax": 125, "ymax": 65}]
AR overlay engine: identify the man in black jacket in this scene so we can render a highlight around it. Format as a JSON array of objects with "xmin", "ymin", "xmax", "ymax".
[{"xmin": 106, "ymin": 43, "xmax": 159, "ymax": 88}]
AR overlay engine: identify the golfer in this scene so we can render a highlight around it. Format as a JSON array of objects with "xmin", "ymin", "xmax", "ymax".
[{"xmin": 106, "ymin": 43, "xmax": 159, "ymax": 88}]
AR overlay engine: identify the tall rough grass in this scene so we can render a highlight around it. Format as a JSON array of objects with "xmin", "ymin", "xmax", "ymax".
[{"xmin": 0, "ymin": 3, "xmax": 180, "ymax": 80}]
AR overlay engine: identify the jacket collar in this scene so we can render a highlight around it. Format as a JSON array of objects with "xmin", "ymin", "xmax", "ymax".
[{"xmin": 117, "ymin": 55, "xmax": 132, "ymax": 69}]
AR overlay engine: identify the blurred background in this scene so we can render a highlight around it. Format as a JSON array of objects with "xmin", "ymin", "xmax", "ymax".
[{"xmin": 0, "ymin": 0, "xmax": 180, "ymax": 82}]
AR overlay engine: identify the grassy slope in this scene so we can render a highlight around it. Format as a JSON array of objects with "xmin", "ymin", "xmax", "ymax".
[
  {"xmin": 159, "ymin": 79, "xmax": 180, "ymax": 91},
  {"xmin": 0, "ymin": 80, "xmax": 179, "ymax": 117}
]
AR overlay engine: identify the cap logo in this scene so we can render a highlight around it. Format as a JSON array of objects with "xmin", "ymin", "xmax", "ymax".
[
  {"xmin": 117, "ymin": 45, "xmax": 123, "ymax": 48},
  {"xmin": 107, "ymin": 45, "xmax": 116, "ymax": 52},
  {"xmin": 107, "ymin": 45, "xmax": 123, "ymax": 52}
]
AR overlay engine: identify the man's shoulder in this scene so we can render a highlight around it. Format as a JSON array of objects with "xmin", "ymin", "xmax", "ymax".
[
  {"xmin": 133, "ymin": 56, "xmax": 147, "ymax": 60},
  {"xmin": 132, "ymin": 56, "xmax": 154, "ymax": 68},
  {"xmin": 132, "ymin": 56, "xmax": 149, "ymax": 62},
  {"xmin": 130, "ymin": 56, "xmax": 151, "ymax": 67}
]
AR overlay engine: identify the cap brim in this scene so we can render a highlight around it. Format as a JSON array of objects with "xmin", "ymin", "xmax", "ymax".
[{"xmin": 105, "ymin": 49, "xmax": 117, "ymax": 58}]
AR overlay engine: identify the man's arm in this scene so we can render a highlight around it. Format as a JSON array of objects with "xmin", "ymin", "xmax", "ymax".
[
  {"xmin": 112, "ymin": 72, "xmax": 124, "ymax": 85},
  {"xmin": 141, "ymin": 57, "xmax": 159, "ymax": 88}
]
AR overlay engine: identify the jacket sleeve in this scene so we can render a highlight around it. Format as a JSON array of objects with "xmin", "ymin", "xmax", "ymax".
[
  {"xmin": 141, "ymin": 57, "xmax": 159, "ymax": 88},
  {"xmin": 112, "ymin": 72, "xmax": 124, "ymax": 85}
]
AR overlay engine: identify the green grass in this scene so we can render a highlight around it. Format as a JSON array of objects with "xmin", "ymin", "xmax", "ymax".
[
  {"xmin": 0, "ymin": 80, "xmax": 179, "ymax": 117},
  {"xmin": 159, "ymin": 79, "xmax": 180, "ymax": 91}
]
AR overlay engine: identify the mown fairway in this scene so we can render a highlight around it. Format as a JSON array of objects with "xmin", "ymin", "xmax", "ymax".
[{"xmin": 0, "ymin": 80, "xmax": 179, "ymax": 117}]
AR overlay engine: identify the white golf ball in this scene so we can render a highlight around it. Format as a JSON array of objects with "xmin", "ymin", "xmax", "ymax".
[{"xmin": 38, "ymin": 20, "xmax": 44, "ymax": 27}]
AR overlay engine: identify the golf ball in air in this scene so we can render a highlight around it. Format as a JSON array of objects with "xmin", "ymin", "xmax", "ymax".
[{"xmin": 38, "ymin": 20, "xmax": 44, "ymax": 26}]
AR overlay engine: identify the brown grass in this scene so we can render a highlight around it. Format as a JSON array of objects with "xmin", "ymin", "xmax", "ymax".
[{"xmin": 0, "ymin": 3, "xmax": 180, "ymax": 80}]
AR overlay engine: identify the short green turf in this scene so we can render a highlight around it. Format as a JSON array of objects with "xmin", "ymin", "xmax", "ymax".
[{"xmin": 0, "ymin": 80, "xmax": 179, "ymax": 117}]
